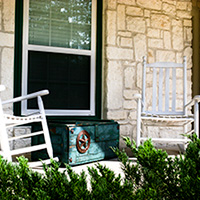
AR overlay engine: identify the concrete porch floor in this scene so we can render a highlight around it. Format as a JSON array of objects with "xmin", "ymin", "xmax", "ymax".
[{"xmin": 32, "ymin": 158, "xmax": 127, "ymax": 178}]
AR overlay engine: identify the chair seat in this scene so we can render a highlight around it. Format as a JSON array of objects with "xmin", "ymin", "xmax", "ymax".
[
  {"xmin": 141, "ymin": 113, "xmax": 194, "ymax": 123},
  {"xmin": 4, "ymin": 114, "xmax": 43, "ymax": 128}
]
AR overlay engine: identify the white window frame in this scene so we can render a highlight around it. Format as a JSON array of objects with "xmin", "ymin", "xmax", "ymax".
[{"xmin": 22, "ymin": 0, "xmax": 96, "ymax": 116}]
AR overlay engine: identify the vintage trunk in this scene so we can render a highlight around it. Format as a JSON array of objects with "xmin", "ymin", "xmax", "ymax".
[{"xmin": 32, "ymin": 120, "xmax": 119, "ymax": 165}]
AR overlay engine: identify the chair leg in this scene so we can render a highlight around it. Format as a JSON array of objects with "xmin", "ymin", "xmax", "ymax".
[
  {"xmin": 37, "ymin": 96, "xmax": 53, "ymax": 158},
  {"xmin": 194, "ymin": 100, "xmax": 199, "ymax": 138},
  {"xmin": 41, "ymin": 118, "xmax": 53, "ymax": 158},
  {"xmin": 0, "ymin": 102, "xmax": 12, "ymax": 161},
  {"xmin": 136, "ymin": 98, "xmax": 142, "ymax": 147}
]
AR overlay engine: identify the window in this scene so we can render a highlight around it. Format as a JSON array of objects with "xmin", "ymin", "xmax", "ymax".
[{"xmin": 21, "ymin": 0, "xmax": 99, "ymax": 116}]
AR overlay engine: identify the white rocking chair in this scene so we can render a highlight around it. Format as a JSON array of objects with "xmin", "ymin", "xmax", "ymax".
[
  {"xmin": 0, "ymin": 85, "xmax": 58, "ymax": 167},
  {"xmin": 134, "ymin": 56, "xmax": 200, "ymax": 148}
]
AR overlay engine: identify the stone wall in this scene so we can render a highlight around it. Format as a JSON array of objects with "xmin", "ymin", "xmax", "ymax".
[
  {"xmin": 0, "ymin": 0, "xmax": 196, "ymax": 154},
  {"xmin": 0, "ymin": 0, "xmax": 15, "ymax": 113},
  {"xmin": 0, "ymin": 0, "xmax": 32, "ymax": 156},
  {"xmin": 103, "ymin": 0, "xmax": 193, "ymax": 150}
]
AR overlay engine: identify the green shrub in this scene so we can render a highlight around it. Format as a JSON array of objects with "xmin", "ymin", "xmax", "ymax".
[
  {"xmin": 0, "ymin": 134, "xmax": 200, "ymax": 199},
  {"xmin": 88, "ymin": 163, "xmax": 134, "ymax": 200},
  {"xmin": 0, "ymin": 156, "xmax": 132, "ymax": 200},
  {"xmin": 112, "ymin": 134, "xmax": 200, "ymax": 200}
]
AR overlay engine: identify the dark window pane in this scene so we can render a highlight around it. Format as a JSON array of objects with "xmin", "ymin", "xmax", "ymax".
[{"xmin": 28, "ymin": 51, "xmax": 91, "ymax": 110}]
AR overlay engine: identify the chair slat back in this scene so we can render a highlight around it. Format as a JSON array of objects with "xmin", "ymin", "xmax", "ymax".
[{"xmin": 142, "ymin": 56, "xmax": 187, "ymax": 115}]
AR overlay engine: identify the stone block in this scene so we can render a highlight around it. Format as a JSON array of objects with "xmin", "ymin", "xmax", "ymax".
[
  {"xmin": 134, "ymin": 34, "xmax": 147, "ymax": 61},
  {"xmin": 172, "ymin": 19, "xmax": 182, "ymax": 26},
  {"xmin": 184, "ymin": 47, "xmax": 192, "ymax": 67},
  {"xmin": 122, "ymin": 60, "xmax": 136, "ymax": 66},
  {"xmin": 146, "ymin": 73, "xmax": 153, "ymax": 87},
  {"xmin": 13, "ymin": 127, "xmax": 32, "ymax": 149},
  {"xmin": 176, "ymin": 53, "xmax": 183, "ymax": 64},
  {"xmin": 107, "ymin": 0, "xmax": 117, "ymax": 9},
  {"xmin": 117, "ymin": 4, "xmax": 125, "ymax": 30},
  {"xmin": 177, "ymin": 11, "xmax": 192, "ymax": 19},
  {"xmin": 1, "ymin": 48, "xmax": 14, "ymax": 101},
  {"xmin": 184, "ymin": 27, "xmax": 192, "ymax": 42},
  {"xmin": 106, "ymin": 10, "xmax": 116, "ymax": 45},
  {"xmin": 146, "ymin": 18, "xmax": 150, "ymax": 27},
  {"xmin": 137, "ymin": 0, "xmax": 162, "ymax": 10},
  {"xmin": 0, "ymin": 32, "xmax": 14, "ymax": 47},
  {"xmin": 120, "ymin": 124, "xmax": 133, "ymax": 137},
  {"xmin": 163, "ymin": 3, "xmax": 176, "ymax": 16},
  {"xmin": 126, "ymin": 6, "xmax": 143, "ymax": 16},
  {"xmin": 151, "ymin": 14, "xmax": 170, "ymax": 30},
  {"xmin": 148, "ymin": 38, "xmax": 163, "ymax": 48},
  {"xmin": 136, "ymin": 62, "xmax": 143, "ymax": 89},
  {"xmin": 128, "ymin": 111, "xmax": 137, "ymax": 120},
  {"xmin": 156, "ymin": 50, "xmax": 175, "ymax": 62},
  {"xmin": 127, "ymin": 16, "xmax": 146, "ymax": 33},
  {"xmin": 187, "ymin": 2, "xmax": 192, "ymax": 11},
  {"xmin": 123, "ymin": 90, "xmax": 139, "ymax": 100},
  {"xmin": 183, "ymin": 19, "xmax": 192, "ymax": 27},
  {"xmin": 117, "ymin": 0, "xmax": 136, "ymax": 5},
  {"xmin": 124, "ymin": 67, "xmax": 134, "ymax": 89},
  {"xmin": 118, "ymin": 31, "xmax": 132, "ymax": 37},
  {"xmin": 107, "ymin": 110, "xmax": 127, "ymax": 120},
  {"xmin": 106, "ymin": 46, "xmax": 134, "ymax": 60},
  {"xmin": 163, "ymin": 31, "xmax": 172, "ymax": 49},
  {"xmin": 172, "ymin": 26, "xmax": 184, "ymax": 51},
  {"xmin": 144, "ymin": 9, "xmax": 150, "ymax": 17},
  {"xmin": 163, "ymin": 0, "xmax": 176, "ymax": 5},
  {"xmin": 107, "ymin": 61, "xmax": 123, "ymax": 109},
  {"xmin": 124, "ymin": 100, "xmax": 137, "ymax": 110},
  {"xmin": 120, "ymin": 37, "xmax": 133, "ymax": 48},
  {"xmin": 147, "ymin": 28, "xmax": 160, "ymax": 38},
  {"xmin": 148, "ymin": 49, "xmax": 155, "ymax": 63},
  {"xmin": 176, "ymin": 68, "xmax": 183, "ymax": 79},
  {"xmin": 176, "ymin": 2, "xmax": 187, "ymax": 10},
  {"xmin": 145, "ymin": 126, "xmax": 160, "ymax": 138},
  {"xmin": 3, "ymin": 0, "xmax": 15, "ymax": 32}
]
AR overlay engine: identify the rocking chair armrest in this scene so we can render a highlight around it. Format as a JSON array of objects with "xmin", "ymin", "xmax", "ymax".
[
  {"xmin": 133, "ymin": 94, "xmax": 144, "ymax": 106},
  {"xmin": 184, "ymin": 95, "xmax": 200, "ymax": 109},
  {"xmin": 133, "ymin": 94, "xmax": 142, "ymax": 99},
  {"xmin": 2, "ymin": 90, "xmax": 49, "ymax": 105}
]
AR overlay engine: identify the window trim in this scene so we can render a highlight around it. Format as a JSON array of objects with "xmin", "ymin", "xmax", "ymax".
[{"xmin": 21, "ymin": 0, "xmax": 97, "ymax": 116}]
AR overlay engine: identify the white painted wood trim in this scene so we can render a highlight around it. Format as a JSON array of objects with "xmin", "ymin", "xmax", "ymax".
[
  {"xmin": 147, "ymin": 62, "xmax": 183, "ymax": 68},
  {"xmin": 158, "ymin": 68, "xmax": 163, "ymax": 112},
  {"xmin": 10, "ymin": 144, "xmax": 48, "ymax": 156},
  {"xmin": 172, "ymin": 68, "xmax": 176, "ymax": 111},
  {"xmin": 141, "ymin": 116, "xmax": 194, "ymax": 122},
  {"xmin": 22, "ymin": 0, "xmax": 97, "ymax": 116},
  {"xmin": 142, "ymin": 56, "xmax": 146, "ymax": 113},
  {"xmin": 165, "ymin": 68, "xmax": 169, "ymax": 112},
  {"xmin": 2, "ymin": 90, "xmax": 49, "ymax": 104},
  {"xmin": 8, "ymin": 131, "xmax": 44, "ymax": 141},
  {"xmin": 140, "ymin": 137, "xmax": 190, "ymax": 142}
]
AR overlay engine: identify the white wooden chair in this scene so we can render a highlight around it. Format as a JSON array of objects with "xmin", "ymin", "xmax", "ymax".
[
  {"xmin": 0, "ymin": 85, "xmax": 58, "ymax": 167},
  {"xmin": 134, "ymin": 56, "xmax": 200, "ymax": 148}
]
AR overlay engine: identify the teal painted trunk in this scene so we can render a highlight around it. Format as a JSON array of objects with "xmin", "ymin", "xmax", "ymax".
[{"xmin": 32, "ymin": 120, "xmax": 119, "ymax": 165}]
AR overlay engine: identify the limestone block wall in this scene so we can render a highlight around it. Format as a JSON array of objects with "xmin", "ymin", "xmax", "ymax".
[
  {"xmin": 103, "ymin": 0, "xmax": 193, "ymax": 150},
  {"xmin": 0, "ymin": 0, "xmax": 32, "ymax": 155},
  {"xmin": 0, "ymin": 0, "xmax": 15, "ymax": 113}
]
